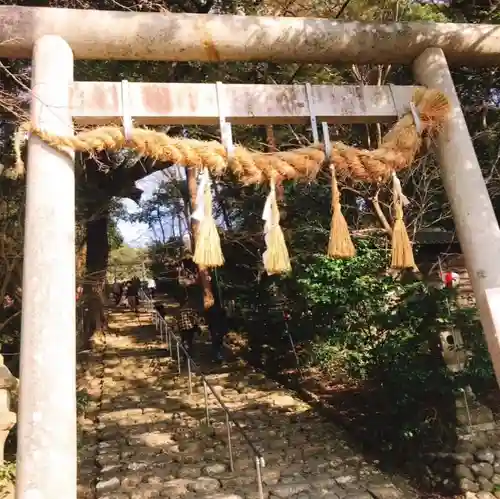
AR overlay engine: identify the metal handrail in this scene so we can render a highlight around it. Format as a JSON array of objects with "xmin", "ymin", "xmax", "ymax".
[
  {"xmin": 139, "ymin": 291, "xmax": 265, "ymax": 499},
  {"xmin": 157, "ymin": 309, "xmax": 264, "ymax": 458}
]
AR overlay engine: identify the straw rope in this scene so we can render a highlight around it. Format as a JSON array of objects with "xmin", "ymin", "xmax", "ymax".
[{"xmin": 12, "ymin": 88, "xmax": 450, "ymax": 184}]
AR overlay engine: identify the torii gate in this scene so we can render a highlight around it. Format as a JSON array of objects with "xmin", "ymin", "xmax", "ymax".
[{"xmin": 4, "ymin": 6, "xmax": 500, "ymax": 499}]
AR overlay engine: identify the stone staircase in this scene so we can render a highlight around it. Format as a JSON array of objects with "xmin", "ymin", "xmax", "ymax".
[{"xmin": 77, "ymin": 307, "xmax": 421, "ymax": 499}]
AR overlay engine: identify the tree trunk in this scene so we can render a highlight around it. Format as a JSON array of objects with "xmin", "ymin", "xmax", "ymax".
[
  {"xmin": 265, "ymin": 125, "xmax": 277, "ymax": 152},
  {"xmin": 82, "ymin": 212, "xmax": 109, "ymax": 350},
  {"xmin": 185, "ymin": 166, "xmax": 215, "ymax": 310},
  {"xmin": 76, "ymin": 242, "xmax": 87, "ymax": 279},
  {"xmin": 213, "ymin": 182, "xmax": 232, "ymax": 231}
]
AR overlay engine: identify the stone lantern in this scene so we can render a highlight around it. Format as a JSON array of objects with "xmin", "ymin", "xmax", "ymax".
[{"xmin": 0, "ymin": 355, "xmax": 17, "ymax": 464}]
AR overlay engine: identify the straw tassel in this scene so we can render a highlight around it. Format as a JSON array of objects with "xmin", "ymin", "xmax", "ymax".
[
  {"xmin": 390, "ymin": 172, "xmax": 416, "ymax": 270},
  {"xmin": 327, "ymin": 166, "xmax": 356, "ymax": 259},
  {"xmin": 262, "ymin": 177, "xmax": 291, "ymax": 275},
  {"xmin": 192, "ymin": 168, "xmax": 224, "ymax": 268}
]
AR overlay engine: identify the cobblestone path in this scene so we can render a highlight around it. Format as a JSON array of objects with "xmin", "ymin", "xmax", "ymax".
[{"xmin": 77, "ymin": 306, "xmax": 421, "ymax": 499}]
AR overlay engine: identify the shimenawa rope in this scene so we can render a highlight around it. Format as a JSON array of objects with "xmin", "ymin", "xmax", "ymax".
[{"xmin": 12, "ymin": 88, "xmax": 449, "ymax": 186}]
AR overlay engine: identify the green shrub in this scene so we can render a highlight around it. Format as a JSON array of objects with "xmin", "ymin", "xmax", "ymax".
[
  {"xmin": 0, "ymin": 461, "xmax": 15, "ymax": 488},
  {"xmin": 77, "ymin": 389, "xmax": 90, "ymax": 415},
  {"xmin": 286, "ymin": 240, "xmax": 493, "ymax": 451}
]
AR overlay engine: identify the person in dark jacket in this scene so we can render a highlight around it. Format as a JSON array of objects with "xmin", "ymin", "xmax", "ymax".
[
  {"xmin": 112, "ymin": 281, "xmax": 122, "ymax": 306},
  {"xmin": 154, "ymin": 302, "xmax": 167, "ymax": 319},
  {"xmin": 126, "ymin": 277, "xmax": 140, "ymax": 313},
  {"xmin": 205, "ymin": 301, "xmax": 229, "ymax": 362}
]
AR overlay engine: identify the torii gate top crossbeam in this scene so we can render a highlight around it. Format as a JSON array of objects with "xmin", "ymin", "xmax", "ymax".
[{"xmin": 1, "ymin": 6, "xmax": 500, "ymax": 66}]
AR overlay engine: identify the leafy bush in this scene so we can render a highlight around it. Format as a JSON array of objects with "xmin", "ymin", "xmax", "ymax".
[
  {"xmin": 77, "ymin": 389, "xmax": 91, "ymax": 415},
  {"xmin": 0, "ymin": 461, "xmax": 15, "ymax": 490},
  {"xmin": 285, "ymin": 240, "xmax": 493, "ymax": 451}
]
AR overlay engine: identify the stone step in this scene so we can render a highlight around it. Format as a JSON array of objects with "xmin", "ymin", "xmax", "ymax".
[
  {"xmin": 95, "ymin": 472, "xmax": 403, "ymax": 499},
  {"xmin": 197, "ymin": 495, "xmax": 243, "ymax": 499},
  {"xmin": 78, "ymin": 309, "xmax": 419, "ymax": 499},
  {"xmin": 94, "ymin": 458, "xmax": 401, "ymax": 497}
]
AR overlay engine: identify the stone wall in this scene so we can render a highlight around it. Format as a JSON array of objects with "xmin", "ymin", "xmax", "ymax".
[
  {"xmin": 424, "ymin": 389, "xmax": 500, "ymax": 497},
  {"xmin": 453, "ymin": 429, "xmax": 500, "ymax": 496}
]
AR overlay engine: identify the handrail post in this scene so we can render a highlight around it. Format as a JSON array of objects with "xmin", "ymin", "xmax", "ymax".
[
  {"xmin": 187, "ymin": 358, "xmax": 193, "ymax": 395},
  {"xmin": 176, "ymin": 342, "xmax": 181, "ymax": 375},
  {"xmin": 203, "ymin": 380, "xmax": 210, "ymax": 425},
  {"xmin": 255, "ymin": 456, "xmax": 265, "ymax": 499},
  {"xmin": 225, "ymin": 412, "xmax": 234, "ymax": 472}
]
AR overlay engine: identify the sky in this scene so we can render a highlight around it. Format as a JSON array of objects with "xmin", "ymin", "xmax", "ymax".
[
  {"xmin": 117, "ymin": 171, "xmax": 164, "ymax": 248},
  {"xmin": 117, "ymin": 166, "xmax": 195, "ymax": 248}
]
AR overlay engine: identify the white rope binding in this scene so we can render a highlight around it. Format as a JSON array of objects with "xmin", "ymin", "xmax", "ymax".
[
  {"xmin": 392, "ymin": 171, "xmax": 410, "ymax": 207},
  {"xmin": 262, "ymin": 178, "xmax": 278, "ymax": 267},
  {"xmin": 120, "ymin": 79, "xmax": 134, "ymax": 141},
  {"xmin": 409, "ymin": 101, "xmax": 422, "ymax": 134},
  {"xmin": 191, "ymin": 167, "xmax": 210, "ymax": 223}
]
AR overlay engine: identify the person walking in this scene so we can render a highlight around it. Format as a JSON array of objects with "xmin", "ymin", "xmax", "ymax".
[
  {"xmin": 76, "ymin": 284, "xmax": 84, "ymax": 304},
  {"xmin": 147, "ymin": 277, "xmax": 156, "ymax": 299},
  {"xmin": 126, "ymin": 278, "xmax": 140, "ymax": 313},
  {"xmin": 112, "ymin": 280, "xmax": 122, "ymax": 306},
  {"xmin": 176, "ymin": 295, "xmax": 201, "ymax": 358},
  {"xmin": 205, "ymin": 301, "xmax": 229, "ymax": 362}
]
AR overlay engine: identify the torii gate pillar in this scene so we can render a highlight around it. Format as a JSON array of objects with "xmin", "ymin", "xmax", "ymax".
[
  {"xmin": 414, "ymin": 48, "xmax": 500, "ymax": 386},
  {"xmin": 16, "ymin": 35, "xmax": 77, "ymax": 499}
]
